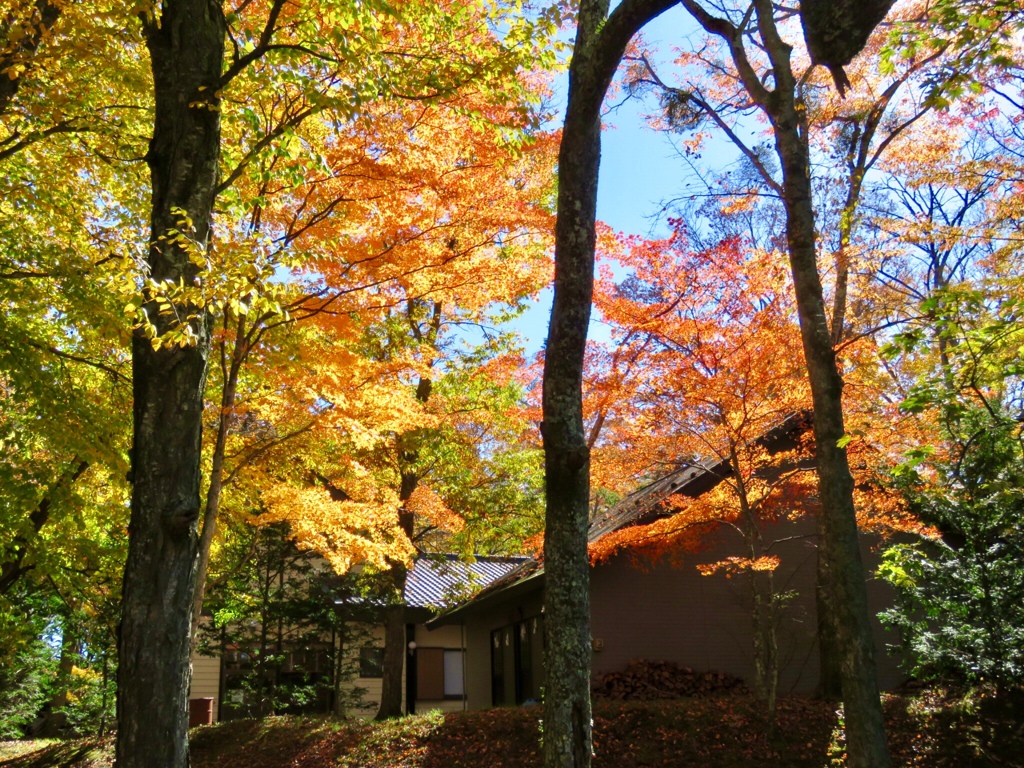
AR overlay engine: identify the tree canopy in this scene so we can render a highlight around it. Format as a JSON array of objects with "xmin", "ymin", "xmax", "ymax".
[{"xmin": 0, "ymin": 0, "xmax": 1022, "ymax": 762}]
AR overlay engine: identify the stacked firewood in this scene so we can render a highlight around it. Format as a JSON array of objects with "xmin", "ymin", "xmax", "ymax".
[{"xmin": 592, "ymin": 658, "xmax": 749, "ymax": 700}]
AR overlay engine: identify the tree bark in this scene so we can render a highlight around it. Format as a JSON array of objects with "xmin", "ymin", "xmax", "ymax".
[
  {"xmin": 375, "ymin": 464, "xmax": 420, "ymax": 719},
  {"xmin": 116, "ymin": 0, "xmax": 224, "ymax": 765},
  {"xmin": 376, "ymin": 597, "xmax": 407, "ymax": 718},
  {"xmin": 752, "ymin": 3, "xmax": 890, "ymax": 765},
  {"xmin": 677, "ymin": 2, "xmax": 892, "ymax": 764},
  {"xmin": 731, "ymin": 447, "xmax": 778, "ymax": 721},
  {"xmin": 191, "ymin": 316, "xmax": 246, "ymax": 644},
  {"xmin": 377, "ymin": 324, "xmax": 438, "ymax": 720},
  {"xmin": 542, "ymin": 1, "xmax": 676, "ymax": 765}
]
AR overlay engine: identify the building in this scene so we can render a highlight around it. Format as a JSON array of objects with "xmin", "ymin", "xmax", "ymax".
[
  {"xmin": 431, "ymin": 418, "xmax": 905, "ymax": 709},
  {"xmin": 188, "ymin": 554, "xmax": 525, "ymax": 723}
]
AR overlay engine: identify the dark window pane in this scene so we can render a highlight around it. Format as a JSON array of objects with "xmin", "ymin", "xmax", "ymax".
[{"xmin": 359, "ymin": 646, "xmax": 384, "ymax": 678}]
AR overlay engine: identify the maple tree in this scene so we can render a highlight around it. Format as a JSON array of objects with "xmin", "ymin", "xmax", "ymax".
[
  {"xmin": 582, "ymin": 218, "xmax": 941, "ymax": 721},
  {"xmin": 604, "ymin": 2, "xmax": 938, "ymax": 763},
  {"xmin": 2, "ymin": 0, "xmax": 1020, "ymax": 757},
  {"xmin": 540, "ymin": 0, "xmax": 902, "ymax": 762},
  {"xmin": 177, "ymin": 75, "xmax": 556, "ymax": 719},
  {"xmin": 0, "ymin": 0, "xmax": 560, "ymax": 758},
  {"xmin": 626, "ymin": 4, "xmax": 976, "ymax": 703},
  {"xmin": 185, "ymin": 79, "xmax": 557, "ymax": 629},
  {"xmin": 4, "ymin": 0, "xmax": 558, "ymax": 742},
  {"xmin": 586, "ymin": 233, "xmax": 815, "ymax": 721}
]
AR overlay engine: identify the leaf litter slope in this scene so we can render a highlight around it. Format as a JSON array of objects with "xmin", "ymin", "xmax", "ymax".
[{"xmin": 3, "ymin": 692, "xmax": 1023, "ymax": 768}]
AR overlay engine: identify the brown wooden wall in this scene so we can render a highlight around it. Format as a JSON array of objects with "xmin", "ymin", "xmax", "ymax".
[
  {"xmin": 458, "ymin": 518, "xmax": 906, "ymax": 709},
  {"xmin": 589, "ymin": 517, "xmax": 904, "ymax": 694}
]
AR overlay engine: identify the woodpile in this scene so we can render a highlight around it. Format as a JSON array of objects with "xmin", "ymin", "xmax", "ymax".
[{"xmin": 592, "ymin": 659, "xmax": 749, "ymax": 700}]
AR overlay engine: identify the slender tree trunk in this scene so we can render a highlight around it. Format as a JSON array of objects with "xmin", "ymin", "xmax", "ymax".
[
  {"xmin": 98, "ymin": 653, "xmax": 110, "ymax": 737},
  {"xmin": 377, "ymin": 355, "xmax": 436, "ymax": 720},
  {"xmin": 543, "ymin": 2, "xmax": 675, "ymax": 765},
  {"xmin": 764, "ymin": 31, "xmax": 892, "ymax": 768},
  {"xmin": 730, "ymin": 447, "xmax": 779, "ymax": 724},
  {"xmin": 191, "ymin": 318, "xmax": 246, "ymax": 643},
  {"xmin": 333, "ymin": 622, "xmax": 347, "ymax": 718},
  {"xmin": 816, "ymin": 585, "xmax": 843, "ymax": 699},
  {"xmin": 376, "ymin": 475, "xmax": 418, "ymax": 719},
  {"xmin": 675, "ymin": 3, "xmax": 893, "ymax": 764},
  {"xmin": 116, "ymin": 0, "xmax": 224, "ymax": 765},
  {"xmin": 751, "ymin": 571, "xmax": 779, "ymax": 722},
  {"xmin": 376, "ymin": 512, "xmax": 413, "ymax": 719},
  {"xmin": 542, "ymin": 23, "xmax": 603, "ymax": 764}
]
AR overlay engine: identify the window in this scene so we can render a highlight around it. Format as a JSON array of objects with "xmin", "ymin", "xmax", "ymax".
[
  {"xmin": 443, "ymin": 649, "xmax": 464, "ymax": 698},
  {"xmin": 515, "ymin": 621, "xmax": 535, "ymax": 704},
  {"xmin": 491, "ymin": 628, "xmax": 507, "ymax": 706},
  {"xmin": 359, "ymin": 646, "xmax": 384, "ymax": 678}
]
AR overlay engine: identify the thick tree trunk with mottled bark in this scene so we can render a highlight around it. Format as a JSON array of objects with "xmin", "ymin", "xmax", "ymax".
[
  {"xmin": 542, "ymin": 1, "xmax": 676, "ymax": 765},
  {"xmin": 376, "ymin": 598, "xmax": 407, "ymax": 718},
  {"xmin": 116, "ymin": 0, "xmax": 225, "ymax": 765}
]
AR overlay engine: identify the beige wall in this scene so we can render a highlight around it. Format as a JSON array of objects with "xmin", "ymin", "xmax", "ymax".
[
  {"xmin": 461, "ymin": 587, "xmax": 544, "ymax": 710},
  {"xmin": 189, "ymin": 654, "xmax": 221, "ymax": 721},
  {"xmin": 189, "ymin": 619, "xmax": 468, "ymax": 722},
  {"xmin": 347, "ymin": 624, "xmax": 390, "ymax": 719},
  {"xmin": 331, "ymin": 621, "xmax": 470, "ymax": 719}
]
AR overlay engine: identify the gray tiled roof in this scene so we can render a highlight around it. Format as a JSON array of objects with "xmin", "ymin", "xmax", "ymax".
[{"xmin": 403, "ymin": 555, "xmax": 528, "ymax": 609}]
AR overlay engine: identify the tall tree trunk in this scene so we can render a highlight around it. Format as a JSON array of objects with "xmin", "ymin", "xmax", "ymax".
[
  {"xmin": 676, "ymin": 4, "xmax": 893, "ymax": 764},
  {"xmin": 775, "ymin": 82, "xmax": 893, "ymax": 768},
  {"xmin": 377, "ymin": 351, "xmax": 437, "ymax": 720},
  {"xmin": 376, "ymin": 504, "xmax": 414, "ymax": 719},
  {"xmin": 543, "ymin": 1, "xmax": 675, "ymax": 765},
  {"xmin": 376, "ymin": 474, "xmax": 418, "ymax": 719},
  {"xmin": 816, "ymin": 585, "xmax": 843, "ymax": 700},
  {"xmin": 757, "ymin": 7, "xmax": 891, "ymax": 766},
  {"xmin": 731, "ymin": 447, "xmax": 778, "ymax": 723},
  {"xmin": 116, "ymin": 1, "xmax": 224, "ymax": 765},
  {"xmin": 376, "ymin": 596, "xmax": 407, "ymax": 718},
  {"xmin": 333, "ymin": 622, "xmax": 347, "ymax": 718}
]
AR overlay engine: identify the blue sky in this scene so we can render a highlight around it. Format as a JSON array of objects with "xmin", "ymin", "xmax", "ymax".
[{"xmin": 511, "ymin": 6, "xmax": 721, "ymax": 355}]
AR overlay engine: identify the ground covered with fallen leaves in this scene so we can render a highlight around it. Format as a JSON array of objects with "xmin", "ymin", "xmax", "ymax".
[{"xmin": 2, "ymin": 690, "xmax": 1021, "ymax": 768}]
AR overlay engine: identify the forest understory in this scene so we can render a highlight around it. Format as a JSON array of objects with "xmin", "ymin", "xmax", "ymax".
[{"xmin": 2, "ymin": 688, "xmax": 1021, "ymax": 768}]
